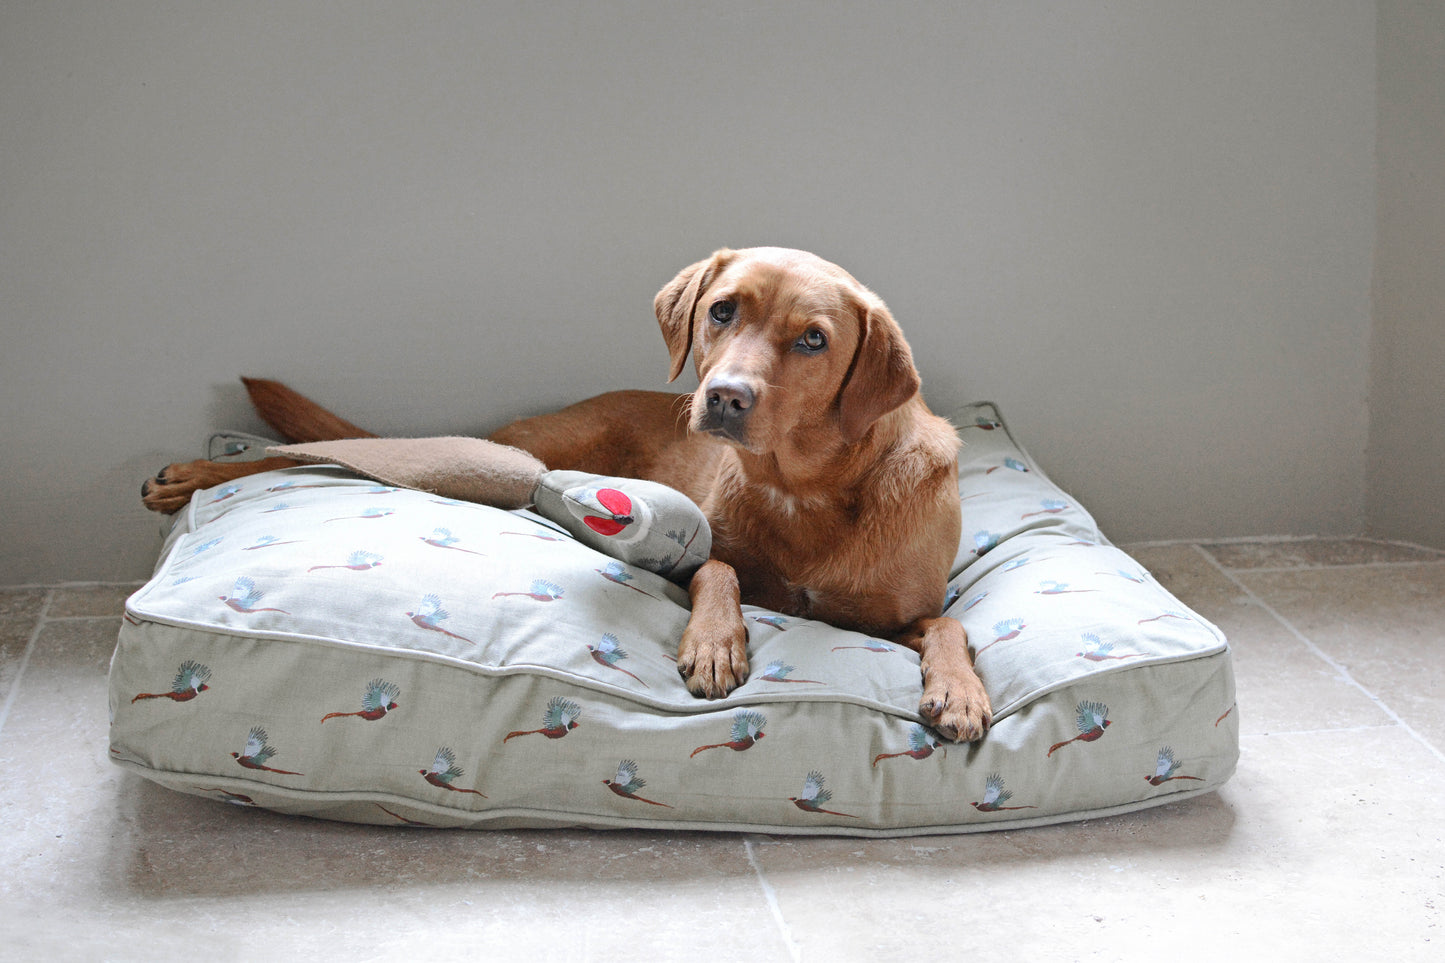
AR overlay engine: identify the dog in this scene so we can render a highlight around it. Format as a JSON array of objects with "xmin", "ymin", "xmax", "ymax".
[{"xmin": 143, "ymin": 247, "xmax": 992, "ymax": 741}]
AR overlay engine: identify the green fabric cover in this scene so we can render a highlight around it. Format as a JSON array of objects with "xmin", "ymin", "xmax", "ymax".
[{"xmin": 109, "ymin": 403, "xmax": 1237, "ymax": 835}]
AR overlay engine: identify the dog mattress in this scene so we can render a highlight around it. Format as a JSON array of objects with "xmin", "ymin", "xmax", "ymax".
[{"xmin": 108, "ymin": 402, "xmax": 1237, "ymax": 836}]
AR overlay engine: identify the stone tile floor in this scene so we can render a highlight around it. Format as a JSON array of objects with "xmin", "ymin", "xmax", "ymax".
[{"xmin": 1, "ymin": 537, "xmax": 1441, "ymax": 960}]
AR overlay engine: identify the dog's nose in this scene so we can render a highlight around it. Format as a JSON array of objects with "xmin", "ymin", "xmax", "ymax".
[
  {"xmin": 706, "ymin": 377, "xmax": 755, "ymax": 417},
  {"xmin": 700, "ymin": 376, "xmax": 755, "ymax": 443}
]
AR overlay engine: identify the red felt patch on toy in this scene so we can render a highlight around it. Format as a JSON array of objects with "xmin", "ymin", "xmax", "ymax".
[{"xmin": 583, "ymin": 488, "xmax": 634, "ymax": 537}]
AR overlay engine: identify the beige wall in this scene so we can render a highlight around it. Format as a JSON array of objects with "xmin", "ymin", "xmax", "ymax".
[
  {"xmin": 1, "ymin": 3, "xmax": 1383, "ymax": 584},
  {"xmin": 1370, "ymin": 1, "xmax": 1445, "ymax": 550}
]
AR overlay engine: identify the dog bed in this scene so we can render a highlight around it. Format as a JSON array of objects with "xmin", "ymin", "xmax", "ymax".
[{"xmin": 108, "ymin": 402, "xmax": 1237, "ymax": 836}]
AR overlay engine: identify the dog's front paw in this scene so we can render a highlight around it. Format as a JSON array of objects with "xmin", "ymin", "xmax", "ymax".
[
  {"xmin": 141, "ymin": 461, "xmax": 211, "ymax": 514},
  {"xmin": 676, "ymin": 619, "xmax": 749, "ymax": 699},
  {"xmin": 919, "ymin": 660, "xmax": 993, "ymax": 743}
]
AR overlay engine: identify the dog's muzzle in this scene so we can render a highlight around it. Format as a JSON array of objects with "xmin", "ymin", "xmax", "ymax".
[{"xmin": 699, "ymin": 376, "xmax": 754, "ymax": 444}]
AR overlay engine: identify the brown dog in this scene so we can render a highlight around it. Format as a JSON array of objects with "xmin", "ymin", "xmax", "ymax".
[{"xmin": 143, "ymin": 247, "xmax": 992, "ymax": 741}]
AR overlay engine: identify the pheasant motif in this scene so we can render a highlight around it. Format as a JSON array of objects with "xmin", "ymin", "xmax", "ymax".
[
  {"xmin": 1146, "ymin": 747, "xmax": 1204, "ymax": 786},
  {"xmin": 749, "ymin": 614, "xmax": 790, "ymax": 630},
  {"xmin": 308, "ymin": 550, "xmax": 384, "ymax": 573},
  {"xmin": 1075, "ymin": 633, "xmax": 1145, "ymax": 662},
  {"xmin": 500, "ymin": 528, "xmax": 564, "ymax": 541},
  {"xmin": 789, "ymin": 770, "xmax": 857, "ymax": 818},
  {"xmin": 324, "ymin": 507, "xmax": 395, "ymax": 523},
  {"xmin": 985, "ymin": 457, "xmax": 1030, "ymax": 474},
  {"xmin": 1047, "ymin": 700, "xmax": 1112, "ymax": 757},
  {"xmin": 974, "ymin": 618, "xmax": 1025, "ymax": 658},
  {"xmin": 1139, "ymin": 610, "xmax": 1193, "ymax": 625},
  {"xmin": 757, "ymin": 660, "xmax": 824, "ymax": 685},
  {"xmin": 831, "ymin": 637, "xmax": 894, "ymax": 654},
  {"xmin": 1037, "ymin": 580, "xmax": 1098, "ymax": 596},
  {"xmin": 320, "ymin": 678, "xmax": 400, "ymax": 723},
  {"xmin": 595, "ymin": 561, "xmax": 662, "ymax": 599},
  {"xmin": 231, "ymin": 726, "xmax": 303, "ymax": 774},
  {"xmin": 219, "ymin": 577, "xmax": 290, "ymax": 614},
  {"xmin": 419, "ymin": 747, "xmax": 487, "ymax": 796},
  {"xmin": 970, "ymin": 774, "xmax": 1038, "ymax": 812},
  {"xmin": 690, "ymin": 710, "xmax": 767, "ymax": 757},
  {"xmin": 971, "ymin": 531, "xmax": 1001, "ymax": 556},
  {"xmin": 587, "ymin": 633, "xmax": 649, "ymax": 687},
  {"xmin": 603, "ymin": 759, "xmax": 673, "ymax": 807},
  {"xmin": 503, "ymin": 696, "xmax": 582, "ymax": 742},
  {"xmin": 198, "ymin": 787, "xmax": 255, "ymax": 806},
  {"xmin": 266, "ymin": 480, "xmax": 329, "ymax": 493},
  {"xmin": 419, "ymin": 528, "xmax": 487, "ymax": 556},
  {"xmin": 406, "ymin": 594, "xmax": 477, "ymax": 645},
  {"xmin": 961, "ymin": 416, "xmax": 1002, "ymax": 432},
  {"xmin": 243, "ymin": 534, "xmax": 303, "ymax": 550},
  {"xmin": 492, "ymin": 579, "xmax": 565, "ymax": 602},
  {"xmin": 872, "ymin": 724, "xmax": 946, "ymax": 766},
  {"xmin": 1021, "ymin": 499, "xmax": 1070, "ymax": 518},
  {"xmin": 375, "ymin": 803, "xmax": 434, "ymax": 826},
  {"xmin": 209, "ymin": 485, "xmax": 241, "ymax": 503},
  {"xmin": 189, "ymin": 538, "xmax": 223, "ymax": 557},
  {"xmin": 132, "ymin": 660, "xmax": 211, "ymax": 704}
]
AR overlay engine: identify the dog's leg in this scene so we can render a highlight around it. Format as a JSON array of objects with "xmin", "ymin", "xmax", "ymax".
[
  {"xmin": 141, "ymin": 456, "xmax": 303, "ymax": 514},
  {"xmin": 240, "ymin": 377, "xmax": 377, "ymax": 444},
  {"xmin": 676, "ymin": 559, "xmax": 750, "ymax": 699},
  {"xmin": 896, "ymin": 616, "xmax": 992, "ymax": 742}
]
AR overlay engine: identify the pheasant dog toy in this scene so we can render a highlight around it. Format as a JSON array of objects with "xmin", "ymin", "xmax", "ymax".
[{"xmin": 267, "ymin": 435, "xmax": 711, "ymax": 584}]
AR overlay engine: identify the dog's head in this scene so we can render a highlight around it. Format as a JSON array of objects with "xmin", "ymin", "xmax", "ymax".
[{"xmin": 654, "ymin": 247, "xmax": 920, "ymax": 453}]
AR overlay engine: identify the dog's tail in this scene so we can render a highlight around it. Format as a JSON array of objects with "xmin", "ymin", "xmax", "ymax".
[{"xmin": 241, "ymin": 377, "xmax": 378, "ymax": 443}]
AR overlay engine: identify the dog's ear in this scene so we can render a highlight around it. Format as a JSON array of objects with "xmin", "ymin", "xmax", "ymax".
[
  {"xmin": 655, "ymin": 249, "xmax": 734, "ymax": 382},
  {"xmin": 836, "ymin": 295, "xmax": 921, "ymax": 442}
]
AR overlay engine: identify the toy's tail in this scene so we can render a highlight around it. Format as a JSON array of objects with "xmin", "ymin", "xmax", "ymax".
[{"xmin": 241, "ymin": 377, "xmax": 377, "ymax": 443}]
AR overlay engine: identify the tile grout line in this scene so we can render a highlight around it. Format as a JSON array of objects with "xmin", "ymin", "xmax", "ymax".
[
  {"xmin": 743, "ymin": 838, "xmax": 802, "ymax": 963},
  {"xmin": 1192, "ymin": 544, "xmax": 1445, "ymax": 767},
  {"xmin": 0, "ymin": 588, "xmax": 55, "ymax": 745},
  {"xmin": 1352, "ymin": 534, "xmax": 1445, "ymax": 558},
  {"xmin": 0, "ymin": 579, "xmax": 146, "ymax": 593},
  {"xmin": 1240, "ymin": 723, "xmax": 1402, "ymax": 739},
  {"xmin": 1122, "ymin": 533, "xmax": 1445, "ymax": 555},
  {"xmin": 1211, "ymin": 559, "xmax": 1445, "ymax": 575}
]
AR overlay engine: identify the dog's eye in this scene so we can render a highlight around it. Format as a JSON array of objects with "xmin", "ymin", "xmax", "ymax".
[
  {"xmin": 709, "ymin": 300, "xmax": 737, "ymax": 324},
  {"xmin": 797, "ymin": 329, "xmax": 828, "ymax": 352}
]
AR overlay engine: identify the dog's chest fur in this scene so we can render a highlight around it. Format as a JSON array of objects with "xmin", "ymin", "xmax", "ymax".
[{"xmin": 700, "ymin": 445, "xmax": 947, "ymax": 635}]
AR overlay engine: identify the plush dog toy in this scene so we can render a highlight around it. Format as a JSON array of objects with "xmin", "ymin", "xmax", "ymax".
[{"xmin": 268, "ymin": 437, "xmax": 711, "ymax": 582}]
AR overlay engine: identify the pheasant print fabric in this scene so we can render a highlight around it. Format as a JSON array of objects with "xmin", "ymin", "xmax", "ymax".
[{"xmin": 109, "ymin": 403, "xmax": 1238, "ymax": 835}]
